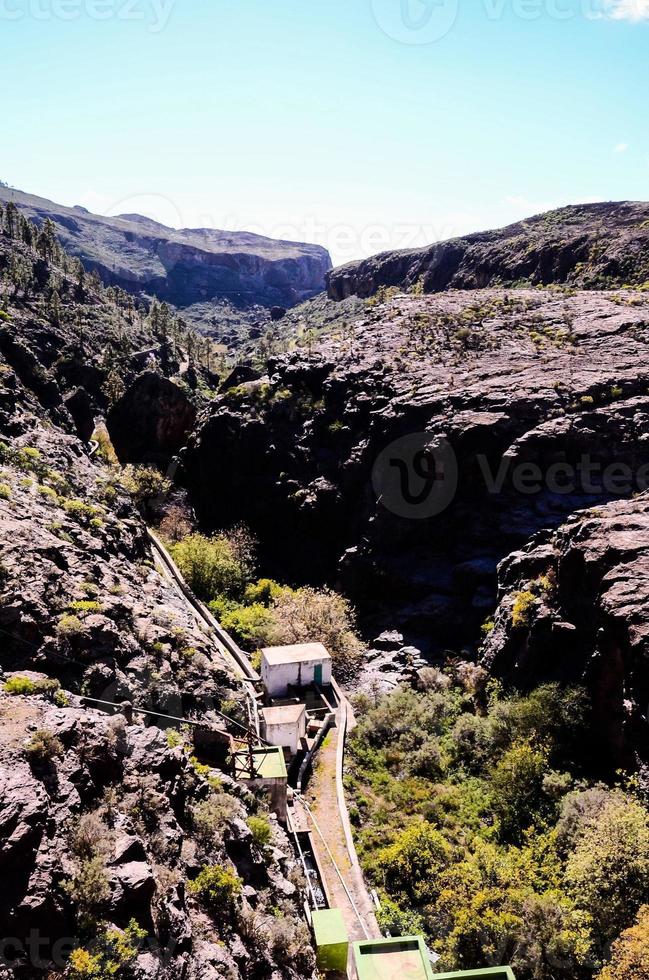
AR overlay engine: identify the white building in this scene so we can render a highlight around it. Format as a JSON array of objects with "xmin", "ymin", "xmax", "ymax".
[
  {"xmin": 261, "ymin": 643, "xmax": 333, "ymax": 698},
  {"xmin": 260, "ymin": 703, "xmax": 307, "ymax": 755}
]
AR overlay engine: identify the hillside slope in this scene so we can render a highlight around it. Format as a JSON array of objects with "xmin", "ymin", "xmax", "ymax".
[
  {"xmin": 0, "ymin": 186, "xmax": 332, "ymax": 318},
  {"xmin": 0, "ymin": 202, "xmax": 316, "ymax": 979},
  {"xmin": 328, "ymin": 201, "xmax": 649, "ymax": 299}
]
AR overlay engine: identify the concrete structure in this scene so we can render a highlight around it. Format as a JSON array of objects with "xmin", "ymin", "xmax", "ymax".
[
  {"xmin": 311, "ymin": 908, "xmax": 349, "ymax": 974},
  {"xmin": 353, "ymin": 937, "xmax": 434, "ymax": 980},
  {"xmin": 427, "ymin": 970, "xmax": 516, "ymax": 980},
  {"xmin": 232, "ymin": 746, "xmax": 288, "ymax": 823},
  {"xmin": 353, "ymin": 939, "xmax": 516, "ymax": 980},
  {"xmin": 261, "ymin": 643, "xmax": 332, "ymax": 698},
  {"xmin": 261, "ymin": 703, "xmax": 307, "ymax": 755}
]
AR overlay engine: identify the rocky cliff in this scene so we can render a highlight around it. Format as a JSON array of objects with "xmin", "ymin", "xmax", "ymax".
[
  {"xmin": 0, "ymin": 212, "xmax": 316, "ymax": 978},
  {"xmin": 181, "ymin": 280, "xmax": 649, "ymax": 768},
  {"xmin": 480, "ymin": 495, "xmax": 649, "ymax": 773},
  {"xmin": 0, "ymin": 186, "xmax": 331, "ymax": 319},
  {"xmin": 327, "ymin": 202, "xmax": 649, "ymax": 300}
]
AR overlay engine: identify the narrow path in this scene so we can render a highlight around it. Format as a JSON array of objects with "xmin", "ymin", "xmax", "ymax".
[{"xmin": 300, "ymin": 697, "xmax": 379, "ymax": 946}]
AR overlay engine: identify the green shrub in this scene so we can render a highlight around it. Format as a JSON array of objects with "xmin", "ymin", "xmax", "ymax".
[
  {"xmin": 565, "ymin": 794, "xmax": 649, "ymax": 942},
  {"xmin": 188, "ymin": 864, "xmax": 241, "ymax": 910},
  {"xmin": 4, "ymin": 675, "xmax": 38, "ymax": 695},
  {"xmin": 376, "ymin": 895, "xmax": 426, "ymax": 938},
  {"xmin": 166, "ymin": 728, "xmax": 184, "ymax": 749},
  {"xmin": 57, "ymin": 614, "xmax": 84, "ymax": 636},
  {"xmin": 170, "ymin": 533, "xmax": 252, "ymax": 601},
  {"xmin": 248, "ymin": 815, "xmax": 272, "ymax": 848},
  {"xmin": 63, "ymin": 498, "xmax": 102, "ymax": 524},
  {"xmin": 69, "ymin": 600, "xmax": 103, "ymax": 615},
  {"xmin": 119, "ymin": 465, "xmax": 170, "ymax": 507},
  {"xmin": 25, "ymin": 728, "xmax": 64, "ymax": 764},
  {"xmin": 511, "ymin": 590, "xmax": 538, "ymax": 628},
  {"xmin": 490, "ymin": 741, "xmax": 550, "ymax": 841},
  {"xmin": 214, "ymin": 601, "xmax": 275, "ymax": 648},
  {"xmin": 377, "ymin": 822, "xmax": 452, "ymax": 907},
  {"xmin": 193, "ymin": 795, "xmax": 240, "ymax": 844},
  {"xmin": 4, "ymin": 675, "xmax": 62, "ymax": 699},
  {"xmin": 243, "ymin": 578, "xmax": 285, "ymax": 606},
  {"xmin": 38, "ymin": 485, "xmax": 59, "ymax": 503},
  {"xmin": 0, "ymin": 482, "xmax": 11, "ymax": 500},
  {"xmin": 16, "ymin": 446, "xmax": 44, "ymax": 474},
  {"xmin": 67, "ymin": 920, "xmax": 147, "ymax": 980}
]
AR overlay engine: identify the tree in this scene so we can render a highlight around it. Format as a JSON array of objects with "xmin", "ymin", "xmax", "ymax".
[
  {"xmin": 377, "ymin": 821, "xmax": 453, "ymax": 909},
  {"xmin": 49, "ymin": 289, "xmax": 61, "ymax": 326},
  {"xmin": 490, "ymin": 741, "xmax": 550, "ymax": 841},
  {"xmin": 268, "ymin": 586, "xmax": 363, "ymax": 677},
  {"xmin": 3, "ymin": 201, "xmax": 18, "ymax": 237},
  {"xmin": 37, "ymin": 218, "xmax": 58, "ymax": 261},
  {"xmin": 565, "ymin": 794, "xmax": 649, "ymax": 943},
  {"xmin": 598, "ymin": 905, "xmax": 649, "ymax": 980}
]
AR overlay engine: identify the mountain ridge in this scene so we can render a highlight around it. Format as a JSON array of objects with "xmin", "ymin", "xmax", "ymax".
[
  {"xmin": 0, "ymin": 185, "xmax": 332, "ymax": 314},
  {"xmin": 327, "ymin": 200, "xmax": 649, "ymax": 300}
]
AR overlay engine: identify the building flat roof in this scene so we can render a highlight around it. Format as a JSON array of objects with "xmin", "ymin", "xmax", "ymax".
[
  {"xmin": 233, "ymin": 746, "xmax": 287, "ymax": 780},
  {"xmin": 353, "ymin": 937, "xmax": 434, "ymax": 980},
  {"xmin": 312, "ymin": 908, "xmax": 348, "ymax": 948},
  {"xmin": 261, "ymin": 642, "xmax": 331, "ymax": 666},
  {"xmin": 261, "ymin": 704, "xmax": 306, "ymax": 725}
]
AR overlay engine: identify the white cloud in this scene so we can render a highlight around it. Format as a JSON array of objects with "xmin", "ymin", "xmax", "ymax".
[
  {"xmin": 614, "ymin": 142, "xmax": 630, "ymax": 153},
  {"xmin": 600, "ymin": 0, "xmax": 649, "ymax": 21}
]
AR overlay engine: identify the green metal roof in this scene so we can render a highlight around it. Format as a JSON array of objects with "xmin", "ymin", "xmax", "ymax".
[
  {"xmin": 312, "ymin": 908, "xmax": 348, "ymax": 947},
  {"xmin": 233, "ymin": 746, "xmax": 287, "ymax": 779}
]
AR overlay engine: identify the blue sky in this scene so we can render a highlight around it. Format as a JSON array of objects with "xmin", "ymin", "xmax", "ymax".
[{"xmin": 2, "ymin": 0, "xmax": 648, "ymax": 265}]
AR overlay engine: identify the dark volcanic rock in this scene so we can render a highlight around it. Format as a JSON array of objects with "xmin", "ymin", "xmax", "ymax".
[
  {"xmin": 107, "ymin": 371, "xmax": 197, "ymax": 466},
  {"xmin": 327, "ymin": 202, "xmax": 649, "ymax": 300},
  {"xmin": 480, "ymin": 495, "xmax": 649, "ymax": 772},
  {"xmin": 0, "ymin": 213, "xmax": 317, "ymax": 979},
  {"xmin": 182, "ymin": 287, "xmax": 649, "ymax": 656}
]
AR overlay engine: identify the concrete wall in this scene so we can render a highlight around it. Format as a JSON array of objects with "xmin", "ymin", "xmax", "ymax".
[
  {"xmin": 247, "ymin": 776, "xmax": 288, "ymax": 823},
  {"xmin": 262, "ymin": 657, "xmax": 332, "ymax": 697},
  {"xmin": 262, "ymin": 713, "xmax": 307, "ymax": 755}
]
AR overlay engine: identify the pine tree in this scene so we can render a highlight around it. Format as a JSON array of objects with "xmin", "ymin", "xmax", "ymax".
[
  {"xmin": 4, "ymin": 202, "xmax": 18, "ymax": 238},
  {"xmin": 49, "ymin": 289, "xmax": 61, "ymax": 326}
]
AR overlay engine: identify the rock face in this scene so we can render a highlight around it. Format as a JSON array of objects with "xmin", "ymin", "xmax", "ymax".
[
  {"xmin": 0, "ymin": 695, "xmax": 313, "ymax": 979},
  {"xmin": 108, "ymin": 372, "xmax": 197, "ymax": 466},
  {"xmin": 182, "ymin": 288, "xmax": 649, "ymax": 657},
  {"xmin": 480, "ymin": 496, "xmax": 649, "ymax": 771},
  {"xmin": 327, "ymin": 202, "xmax": 649, "ymax": 300},
  {"xmin": 0, "ymin": 221, "xmax": 316, "ymax": 978},
  {"xmin": 0, "ymin": 185, "xmax": 332, "ymax": 312}
]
